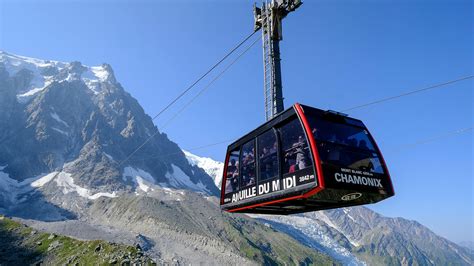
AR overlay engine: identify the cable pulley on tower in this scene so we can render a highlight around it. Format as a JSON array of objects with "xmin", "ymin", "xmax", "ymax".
[
  {"xmin": 220, "ymin": 1, "xmax": 395, "ymax": 214},
  {"xmin": 254, "ymin": 0, "xmax": 302, "ymax": 121}
]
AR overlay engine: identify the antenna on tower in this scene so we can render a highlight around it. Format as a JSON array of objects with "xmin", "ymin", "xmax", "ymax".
[{"xmin": 254, "ymin": 0, "xmax": 302, "ymax": 121}]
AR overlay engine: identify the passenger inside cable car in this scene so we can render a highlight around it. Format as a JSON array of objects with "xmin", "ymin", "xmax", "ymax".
[
  {"xmin": 224, "ymin": 150, "xmax": 240, "ymax": 194},
  {"xmin": 280, "ymin": 119, "xmax": 312, "ymax": 176},
  {"xmin": 221, "ymin": 104, "xmax": 394, "ymax": 214},
  {"xmin": 308, "ymin": 115, "xmax": 385, "ymax": 175},
  {"xmin": 241, "ymin": 143, "xmax": 256, "ymax": 187}
]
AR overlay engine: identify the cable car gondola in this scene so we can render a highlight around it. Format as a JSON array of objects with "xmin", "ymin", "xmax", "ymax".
[{"xmin": 220, "ymin": 103, "xmax": 394, "ymax": 215}]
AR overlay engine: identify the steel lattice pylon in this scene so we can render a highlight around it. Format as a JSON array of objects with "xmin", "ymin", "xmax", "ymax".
[{"xmin": 254, "ymin": 0, "xmax": 302, "ymax": 121}]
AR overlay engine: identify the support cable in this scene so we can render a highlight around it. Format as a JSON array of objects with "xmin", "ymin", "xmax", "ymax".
[
  {"xmin": 150, "ymin": 30, "xmax": 258, "ymax": 122},
  {"xmin": 388, "ymin": 126, "xmax": 472, "ymax": 153},
  {"xmin": 118, "ymin": 35, "xmax": 260, "ymax": 166},
  {"xmin": 127, "ymin": 75, "xmax": 473, "ymax": 163},
  {"xmin": 159, "ymin": 36, "xmax": 261, "ymax": 131},
  {"xmin": 343, "ymin": 75, "xmax": 473, "ymax": 112},
  {"xmin": 129, "ymin": 126, "xmax": 472, "ymax": 163}
]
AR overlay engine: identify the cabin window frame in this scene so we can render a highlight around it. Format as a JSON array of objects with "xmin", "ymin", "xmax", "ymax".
[
  {"xmin": 224, "ymin": 148, "xmax": 241, "ymax": 194},
  {"xmin": 239, "ymin": 139, "xmax": 257, "ymax": 189},
  {"xmin": 277, "ymin": 117, "xmax": 314, "ymax": 176},
  {"xmin": 306, "ymin": 112, "xmax": 386, "ymax": 175},
  {"xmin": 256, "ymin": 128, "xmax": 280, "ymax": 185}
]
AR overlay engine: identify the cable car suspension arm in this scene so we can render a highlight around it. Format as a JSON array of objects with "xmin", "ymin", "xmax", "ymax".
[{"xmin": 254, "ymin": 0, "xmax": 302, "ymax": 121}]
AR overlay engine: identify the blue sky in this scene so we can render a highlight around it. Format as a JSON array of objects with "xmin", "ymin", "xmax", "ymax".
[{"xmin": 1, "ymin": 0, "xmax": 472, "ymax": 243}]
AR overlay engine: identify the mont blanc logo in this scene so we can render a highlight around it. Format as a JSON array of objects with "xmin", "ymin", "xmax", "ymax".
[{"xmin": 341, "ymin": 192, "xmax": 362, "ymax": 201}]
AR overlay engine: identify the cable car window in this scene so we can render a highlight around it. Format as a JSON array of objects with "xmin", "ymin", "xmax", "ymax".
[
  {"xmin": 279, "ymin": 118, "xmax": 312, "ymax": 175},
  {"xmin": 224, "ymin": 149, "xmax": 240, "ymax": 194},
  {"xmin": 311, "ymin": 118, "xmax": 375, "ymax": 151},
  {"xmin": 257, "ymin": 129, "xmax": 278, "ymax": 181},
  {"xmin": 308, "ymin": 116, "xmax": 385, "ymax": 174},
  {"xmin": 240, "ymin": 140, "xmax": 256, "ymax": 187}
]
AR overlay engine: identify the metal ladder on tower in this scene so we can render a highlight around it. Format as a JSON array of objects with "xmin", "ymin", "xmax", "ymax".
[
  {"xmin": 261, "ymin": 3, "xmax": 276, "ymax": 121},
  {"xmin": 254, "ymin": 0, "xmax": 302, "ymax": 121}
]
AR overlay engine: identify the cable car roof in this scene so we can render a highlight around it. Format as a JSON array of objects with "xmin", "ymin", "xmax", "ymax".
[
  {"xmin": 221, "ymin": 103, "xmax": 394, "ymax": 214},
  {"xmin": 227, "ymin": 103, "xmax": 364, "ymax": 150}
]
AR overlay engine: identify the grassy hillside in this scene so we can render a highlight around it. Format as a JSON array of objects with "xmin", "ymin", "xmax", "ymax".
[
  {"xmin": 354, "ymin": 229, "xmax": 472, "ymax": 266},
  {"xmin": 0, "ymin": 215, "xmax": 154, "ymax": 265},
  {"xmin": 89, "ymin": 194, "xmax": 339, "ymax": 265},
  {"xmin": 224, "ymin": 215, "xmax": 338, "ymax": 265}
]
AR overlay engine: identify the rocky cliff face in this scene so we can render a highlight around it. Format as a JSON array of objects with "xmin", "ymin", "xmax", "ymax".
[
  {"xmin": 0, "ymin": 51, "xmax": 219, "ymax": 206},
  {"xmin": 0, "ymin": 52, "xmax": 336, "ymax": 265},
  {"xmin": 184, "ymin": 150, "xmax": 224, "ymax": 188},
  {"xmin": 309, "ymin": 208, "xmax": 472, "ymax": 265},
  {"xmin": 189, "ymin": 153, "xmax": 473, "ymax": 266},
  {"xmin": 0, "ymin": 216, "xmax": 154, "ymax": 265},
  {"xmin": 0, "ymin": 51, "xmax": 471, "ymax": 265},
  {"xmin": 253, "ymin": 208, "xmax": 473, "ymax": 265}
]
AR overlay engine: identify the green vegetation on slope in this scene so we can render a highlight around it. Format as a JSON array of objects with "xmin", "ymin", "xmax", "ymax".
[
  {"xmin": 354, "ymin": 229, "xmax": 472, "ymax": 266},
  {"xmin": 224, "ymin": 215, "xmax": 339, "ymax": 266},
  {"xmin": 90, "ymin": 194, "xmax": 340, "ymax": 265},
  {"xmin": 0, "ymin": 216, "xmax": 154, "ymax": 265}
]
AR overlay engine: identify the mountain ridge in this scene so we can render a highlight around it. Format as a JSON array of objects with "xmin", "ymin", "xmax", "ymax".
[
  {"xmin": 0, "ymin": 51, "xmax": 336, "ymax": 264},
  {"xmin": 0, "ymin": 50, "xmax": 219, "ymax": 197},
  {"xmin": 0, "ymin": 51, "xmax": 471, "ymax": 265},
  {"xmin": 184, "ymin": 150, "xmax": 472, "ymax": 265}
]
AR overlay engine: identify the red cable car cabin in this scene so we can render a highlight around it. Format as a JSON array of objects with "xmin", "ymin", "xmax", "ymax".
[{"xmin": 220, "ymin": 103, "xmax": 394, "ymax": 215}]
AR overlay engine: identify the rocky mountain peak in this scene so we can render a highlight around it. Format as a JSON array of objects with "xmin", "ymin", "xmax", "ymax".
[
  {"xmin": 0, "ymin": 52, "xmax": 219, "ymax": 208},
  {"xmin": 0, "ymin": 52, "xmax": 471, "ymax": 265},
  {"xmin": 0, "ymin": 51, "xmax": 120, "ymax": 102},
  {"xmin": 98, "ymin": 63, "xmax": 116, "ymax": 83}
]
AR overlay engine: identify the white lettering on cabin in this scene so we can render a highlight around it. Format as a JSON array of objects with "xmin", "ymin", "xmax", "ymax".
[
  {"xmin": 231, "ymin": 186, "xmax": 257, "ymax": 203},
  {"xmin": 283, "ymin": 175, "xmax": 296, "ymax": 189},
  {"xmin": 258, "ymin": 183, "xmax": 270, "ymax": 194},
  {"xmin": 272, "ymin": 179, "xmax": 280, "ymax": 191},
  {"xmin": 299, "ymin": 174, "xmax": 314, "ymax": 183},
  {"xmin": 227, "ymin": 172, "xmax": 316, "ymax": 204},
  {"xmin": 334, "ymin": 173, "xmax": 383, "ymax": 188}
]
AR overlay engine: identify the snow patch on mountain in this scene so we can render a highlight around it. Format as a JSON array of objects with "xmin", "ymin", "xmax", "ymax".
[
  {"xmin": 16, "ymin": 77, "xmax": 54, "ymax": 102},
  {"xmin": 0, "ymin": 51, "xmax": 114, "ymax": 102},
  {"xmin": 90, "ymin": 66, "xmax": 110, "ymax": 81},
  {"xmin": 103, "ymin": 152, "xmax": 114, "ymax": 161},
  {"xmin": 0, "ymin": 169, "xmax": 59, "ymax": 203},
  {"xmin": 30, "ymin": 172, "xmax": 57, "ymax": 188},
  {"xmin": 52, "ymin": 127, "xmax": 69, "ymax": 136},
  {"xmin": 0, "ymin": 51, "xmax": 66, "ymax": 75},
  {"xmin": 164, "ymin": 164, "xmax": 211, "ymax": 194},
  {"xmin": 183, "ymin": 150, "xmax": 224, "ymax": 187},
  {"xmin": 54, "ymin": 172, "xmax": 117, "ymax": 199},
  {"xmin": 313, "ymin": 211, "xmax": 361, "ymax": 247},
  {"xmin": 181, "ymin": 152, "xmax": 369, "ymax": 263},
  {"xmin": 0, "ymin": 167, "xmax": 117, "ymax": 204},
  {"xmin": 16, "ymin": 80, "xmax": 49, "ymax": 102},
  {"xmin": 251, "ymin": 214, "xmax": 365, "ymax": 266},
  {"xmin": 120, "ymin": 167, "xmax": 187, "ymax": 201},
  {"xmin": 50, "ymin": 111, "xmax": 69, "ymax": 127},
  {"xmin": 122, "ymin": 165, "xmax": 211, "ymax": 195},
  {"xmin": 343, "ymin": 208, "xmax": 357, "ymax": 223},
  {"xmin": 0, "ymin": 51, "xmax": 64, "ymax": 101},
  {"xmin": 123, "ymin": 167, "xmax": 157, "ymax": 193}
]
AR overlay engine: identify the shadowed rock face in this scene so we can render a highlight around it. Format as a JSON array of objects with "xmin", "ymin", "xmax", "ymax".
[
  {"xmin": 0, "ymin": 216, "xmax": 155, "ymax": 265},
  {"xmin": 189, "ymin": 153, "xmax": 473, "ymax": 266},
  {"xmin": 0, "ymin": 52, "xmax": 338, "ymax": 265},
  {"xmin": 0, "ymin": 52, "xmax": 471, "ymax": 265},
  {"xmin": 0, "ymin": 51, "xmax": 219, "ymax": 200},
  {"xmin": 314, "ymin": 207, "xmax": 473, "ymax": 265},
  {"xmin": 253, "ymin": 206, "xmax": 473, "ymax": 265},
  {"xmin": 0, "ymin": 217, "xmax": 43, "ymax": 264}
]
